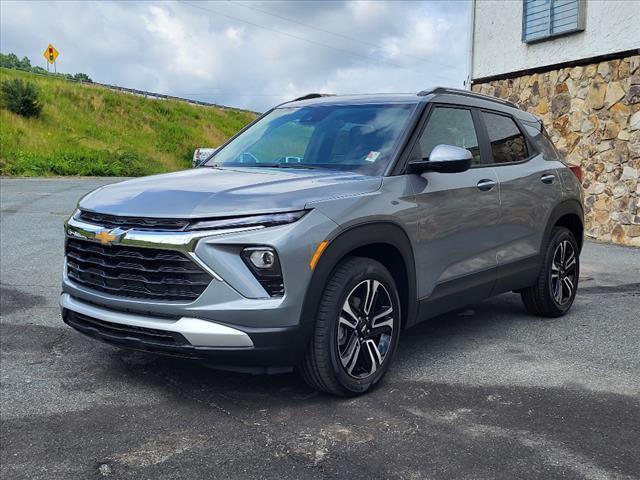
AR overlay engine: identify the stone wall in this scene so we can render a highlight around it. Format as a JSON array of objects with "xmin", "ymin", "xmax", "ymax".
[{"xmin": 472, "ymin": 54, "xmax": 640, "ymax": 247}]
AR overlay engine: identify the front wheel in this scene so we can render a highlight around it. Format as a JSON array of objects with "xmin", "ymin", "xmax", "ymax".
[
  {"xmin": 521, "ymin": 226, "xmax": 579, "ymax": 317},
  {"xmin": 299, "ymin": 257, "xmax": 401, "ymax": 396}
]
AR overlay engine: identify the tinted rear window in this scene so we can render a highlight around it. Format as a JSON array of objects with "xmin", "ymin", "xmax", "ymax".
[{"xmin": 482, "ymin": 112, "xmax": 529, "ymax": 164}]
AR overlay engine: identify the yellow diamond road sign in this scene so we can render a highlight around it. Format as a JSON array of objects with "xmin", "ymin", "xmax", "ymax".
[{"xmin": 43, "ymin": 44, "xmax": 59, "ymax": 64}]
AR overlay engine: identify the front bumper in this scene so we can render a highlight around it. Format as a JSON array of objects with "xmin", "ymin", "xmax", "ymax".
[
  {"xmin": 61, "ymin": 294, "xmax": 309, "ymax": 369},
  {"xmin": 61, "ymin": 292, "xmax": 254, "ymax": 347},
  {"xmin": 61, "ymin": 209, "xmax": 340, "ymax": 369}
]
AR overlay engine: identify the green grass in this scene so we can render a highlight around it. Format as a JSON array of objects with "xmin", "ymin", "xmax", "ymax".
[{"xmin": 0, "ymin": 68, "xmax": 257, "ymax": 176}]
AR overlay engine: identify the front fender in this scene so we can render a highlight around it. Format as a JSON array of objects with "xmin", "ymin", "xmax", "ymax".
[{"xmin": 299, "ymin": 222, "xmax": 418, "ymax": 335}]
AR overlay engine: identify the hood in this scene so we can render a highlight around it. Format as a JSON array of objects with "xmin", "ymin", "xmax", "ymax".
[{"xmin": 79, "ymin": 167, "xmax": 382, "ymax": 218}]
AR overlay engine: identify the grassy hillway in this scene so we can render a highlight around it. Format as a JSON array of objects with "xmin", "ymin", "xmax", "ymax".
[{"xmin": 0, "ymin": 68, "xmax": 257, "ymax": 176}]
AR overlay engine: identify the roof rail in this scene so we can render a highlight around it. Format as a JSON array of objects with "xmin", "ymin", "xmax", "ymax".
[
  {"xmin": 291, "ymin": 93, "xmax": 333, "ymax": 102},
  {"xmin": 417, "ymin": 87, "xmax": 517, "ymax": 108},
  {"xmin": 274, "ymin": 93, "xmax": 335, "ymax": 108}
]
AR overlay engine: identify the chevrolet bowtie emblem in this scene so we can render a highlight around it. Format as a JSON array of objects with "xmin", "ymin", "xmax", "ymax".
[{"xmin": 94, "ymin": 229, "xmax": 118, "ymax": 245}]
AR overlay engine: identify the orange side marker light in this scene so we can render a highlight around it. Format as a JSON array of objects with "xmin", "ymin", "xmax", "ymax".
[{"xmin": 309, "ymin": 240, "xmax": 329, "ymax": 270}]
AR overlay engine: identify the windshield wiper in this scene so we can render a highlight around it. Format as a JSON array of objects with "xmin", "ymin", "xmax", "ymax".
[
  {"xmin": 256, "ymin": 163, "xmax": 319, "ymax": 170},
  {"xmin": 202, "ymin": 163, "xmax": 321, "ymax": 170}
]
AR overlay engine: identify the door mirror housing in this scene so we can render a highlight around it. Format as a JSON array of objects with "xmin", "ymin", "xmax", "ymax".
[
  {"xmin": 192, "ymin": 147, "xmax": 217, "ymax": 168},
  {"xmin": 407, "ymin": 144, "xmax": 472, "ymax": 174}
]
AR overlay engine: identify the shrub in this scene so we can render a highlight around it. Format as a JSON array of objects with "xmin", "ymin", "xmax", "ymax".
[
  {"xmin": 0, "ymin": 79, "xmax": 43, "ymax": 117},
  {"xmin": 73, "ymin": 73, "xmax": 92, "ymax": 83},
  {"xmin": 0, "ymin": 149, "xmax": 154, "ymax": 177}
]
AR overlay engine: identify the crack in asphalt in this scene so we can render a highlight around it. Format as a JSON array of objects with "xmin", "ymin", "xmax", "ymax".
[{"xmin": 578, "ymin": 283, "xmax": 640, "ymax": 294}]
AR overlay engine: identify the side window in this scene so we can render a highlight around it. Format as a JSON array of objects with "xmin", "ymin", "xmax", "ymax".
[
  {"xmin": 481, "ymin": 112, "xmax": 529, "ymax": 164},
  {"xmin": 418, "ymin": 107, "xmax": 481, "ymax": 165}
]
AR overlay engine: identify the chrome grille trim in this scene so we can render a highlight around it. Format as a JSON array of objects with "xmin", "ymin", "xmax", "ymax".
[{"xmin": 66, "ymin": 215, "xmax": 263, "ymax": 254}]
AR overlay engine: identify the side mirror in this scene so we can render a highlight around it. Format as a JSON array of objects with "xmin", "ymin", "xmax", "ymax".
[
  {"xmin": 192, "ymin": 147, "xmax": 217, "ymax": 168},
  {"xmin": 407, "ymin": 144, "xmax": 472, "ymax": 174}
]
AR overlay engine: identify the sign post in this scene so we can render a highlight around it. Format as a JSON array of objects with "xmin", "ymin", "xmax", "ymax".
[{"xmin": 43, "ymin": 43, "xmax": 59, "ymax": 73}]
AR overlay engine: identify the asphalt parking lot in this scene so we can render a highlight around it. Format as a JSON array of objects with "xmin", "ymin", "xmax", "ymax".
[{"xmin": 1, "ymin": 177, "xmax": 639, "ymax": 480}]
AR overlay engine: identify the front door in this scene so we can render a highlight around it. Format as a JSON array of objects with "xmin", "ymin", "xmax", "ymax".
[{"xmin": 411, "ymin": 106, "xmax": 501, "ymax": 307}]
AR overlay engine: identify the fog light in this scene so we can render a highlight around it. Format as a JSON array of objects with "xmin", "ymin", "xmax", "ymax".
[
  {"xmin": 241, "ymin": 247, "xmax": 284, "ymax": 297},
  {"xmin": 249, "ymin": 249, "xmax": 275, "ymax": 269}
]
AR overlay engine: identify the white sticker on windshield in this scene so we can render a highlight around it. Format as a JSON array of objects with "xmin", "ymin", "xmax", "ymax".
[{"xmin": 365, "ymin": 151, "xmax": 380, "ymax": 162}]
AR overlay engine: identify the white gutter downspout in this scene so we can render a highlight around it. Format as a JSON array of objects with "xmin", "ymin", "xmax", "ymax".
[{"xmin": 466, "ymin": 0, "xmax": 476, "ymax": 90}]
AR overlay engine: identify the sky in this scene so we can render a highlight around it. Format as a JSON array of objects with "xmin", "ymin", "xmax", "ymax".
[{"xmin": 0, "ymin": 0, "xmax": 470, "ymax": 112}]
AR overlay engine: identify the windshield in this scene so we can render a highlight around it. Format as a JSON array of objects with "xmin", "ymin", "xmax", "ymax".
[{"xmin": 205, "ymin": 103, "xmax": 416, "ymax": 175}]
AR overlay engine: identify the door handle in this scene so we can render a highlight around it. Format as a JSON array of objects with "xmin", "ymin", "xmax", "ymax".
[
  {"xmin": 541, "ymin": 173, "xmax": 556, "ymax": 184},
  {"xmin": 477, "ymin": 179, "xmax": 496, "ymax": 191}
]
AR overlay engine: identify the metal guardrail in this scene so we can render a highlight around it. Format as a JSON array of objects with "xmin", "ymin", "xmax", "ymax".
[
  {"xmin": 1, "ymin": 67, "xmax": 258, "ymax": 114},
  {"xmin": 90, "ymin": 81, "xmax": 258, "ymax": 114}
]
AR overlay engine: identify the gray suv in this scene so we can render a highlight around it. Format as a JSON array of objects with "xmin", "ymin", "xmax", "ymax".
[{"xmin": 61, "ymin": 88, "xmax": 584, "ymax": 396}]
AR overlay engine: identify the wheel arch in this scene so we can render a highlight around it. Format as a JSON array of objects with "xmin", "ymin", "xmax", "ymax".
[
  {"xmin": 300, "ymin": 222, "xmax": 418, "ymax": 337},
  {"xmin": 543, "ymin": 199, "xmax": 584, "ymax": 253}
]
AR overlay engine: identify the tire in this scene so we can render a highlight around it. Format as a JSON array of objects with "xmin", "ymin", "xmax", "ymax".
[
  {"xmin": 521, "ymin": 226, "xmax": 579, "ymax": 317},
  {"xmin": 299, "ymin": 256, "xmax": 401, "ymax": 396}
]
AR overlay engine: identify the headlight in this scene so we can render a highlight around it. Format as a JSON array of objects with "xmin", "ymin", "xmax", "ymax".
[{"xmin": 186, "ymin": 210, "xmax": 308, "ymax": 231}]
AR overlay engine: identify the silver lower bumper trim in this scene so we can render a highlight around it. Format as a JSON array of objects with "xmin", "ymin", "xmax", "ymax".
[{"xmin": 59, "ymin": 293, "xmax": 254, "ymax": 348}]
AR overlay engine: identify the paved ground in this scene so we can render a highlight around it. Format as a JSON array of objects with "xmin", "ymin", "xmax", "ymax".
[{"xmin": 1, "ymin": 177, "xmax": 639, "ymax": 480}]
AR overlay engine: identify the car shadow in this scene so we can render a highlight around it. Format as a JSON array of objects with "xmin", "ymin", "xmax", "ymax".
[
  {"xmin": 110, "ymin": 292, "xmax": 539, "ymax": 404},
  {"xmin": 398, "ymin": 292, "xmax": 535, "ymax": 351}
]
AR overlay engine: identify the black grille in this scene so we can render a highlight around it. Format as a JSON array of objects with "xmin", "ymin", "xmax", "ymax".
[
  {"xmin": 262, "ymin": 279, "xmax": 285, "ymax": 297},
  {"xmin": 65, "ymin": 310, "xmax": 189, "ymax": 347},
  {"xmin": 66, "ymin": 238, "xmax": 212, "ymax": 301},
  {"xmin": 79, "ymin": 210, "xmax": 190, "ymax": 231}
]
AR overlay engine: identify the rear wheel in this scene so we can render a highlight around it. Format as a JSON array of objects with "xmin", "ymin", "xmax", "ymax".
[
  {"xmin": 521, "ymin": 226, "xmax": 579, "ymax": 317},
  {"xmin": 299, "ymin": 257, "xmax": 401, "ymax": 396}
]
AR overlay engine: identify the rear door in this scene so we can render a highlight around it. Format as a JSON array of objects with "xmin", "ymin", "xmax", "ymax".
[
  {"xmin": 411, "ymin": 105, "xmax": 501, "ymax": 304},
  {"xmin": 478, "ymin": 110, "xmax": 564, "ymax": 292}
]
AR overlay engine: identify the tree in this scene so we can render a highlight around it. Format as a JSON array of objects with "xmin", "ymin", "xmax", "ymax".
[
  {"xmin": 18, "ymin": 56, "xmax": 31, "ymax": 70},
  {"xmin": 0, "ymin": 53, "xmax": 20, "ymax": 69},
  {"xmin": 73, "ymin": 72, "xmax": 92, "ymax": 82},
  {"xmin": 0, "ymin": 52, "xmax": 94, "ymax": 83},
  {"xmin": 0, "ymin": 78, "xmax": 43, "ymax": 117}
]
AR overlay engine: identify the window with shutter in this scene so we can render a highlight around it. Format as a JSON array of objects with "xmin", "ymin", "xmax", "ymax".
[{"xmin": 522, "ymin": 0, "xmax": 586, "ymax": 43}]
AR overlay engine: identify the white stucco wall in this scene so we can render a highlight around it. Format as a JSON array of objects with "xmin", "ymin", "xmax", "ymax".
[{"xmin": 471, "ymin": 0, "xmax": 640, "ymax": 80}]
